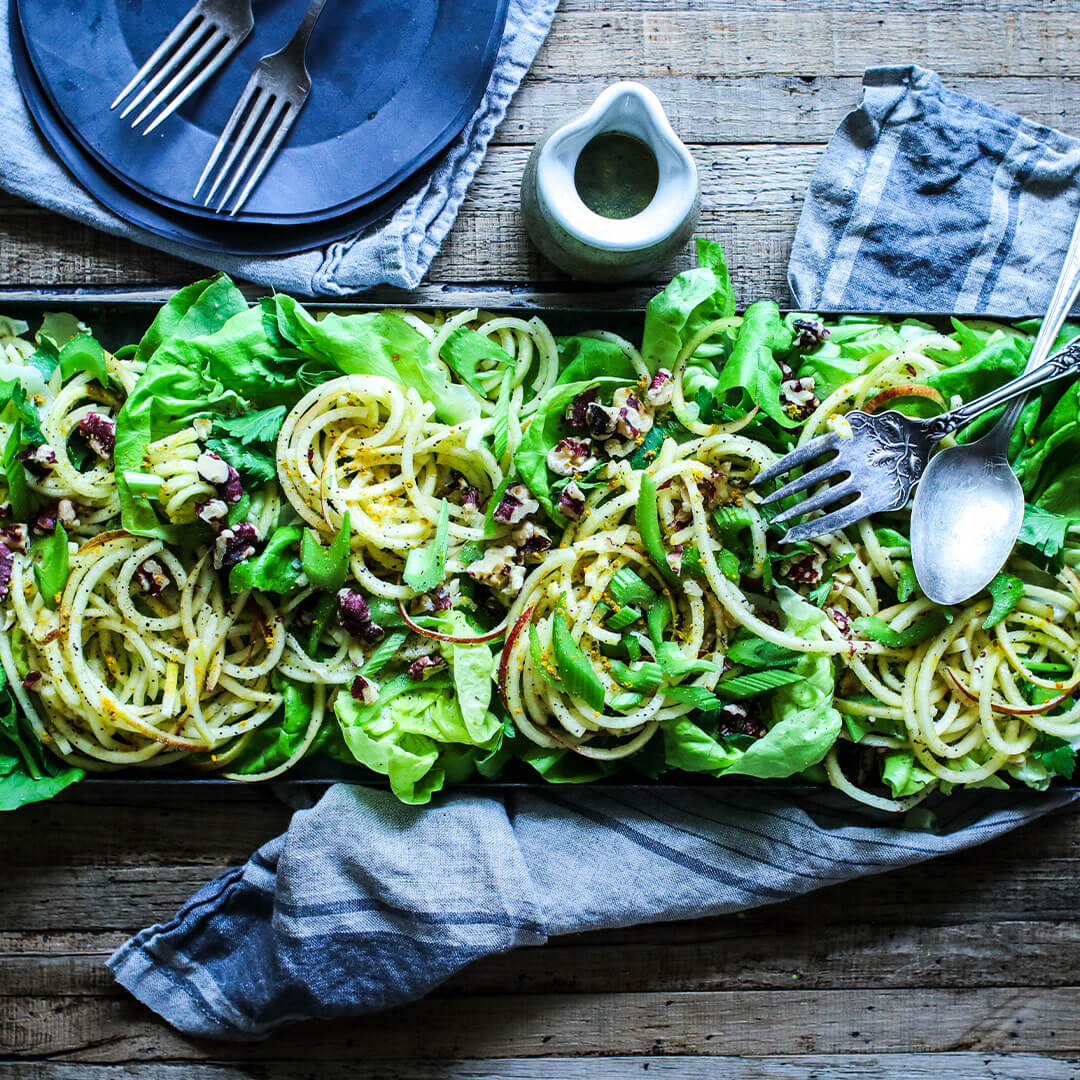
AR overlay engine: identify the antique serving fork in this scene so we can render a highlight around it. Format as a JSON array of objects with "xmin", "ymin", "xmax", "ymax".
[
  {"xmin": 753, "ymin": 336, "xmax": 1080, "ymax": 545},
  {"xmin": 193, "ymin": 0, "xmax": 328, "ymax": 216},
  {"xmin": 111, "ymin": 0, "xmax": 254, "ymax": 134}
]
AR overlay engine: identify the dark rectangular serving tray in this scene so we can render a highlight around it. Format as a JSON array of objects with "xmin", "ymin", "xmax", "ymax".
[{"xmin": 0, "ymin": 289, "xmax": 1049, "ymax": 792}]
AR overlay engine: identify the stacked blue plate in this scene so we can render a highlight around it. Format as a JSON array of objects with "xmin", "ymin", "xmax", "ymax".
[{"xmin": 11, "ymin": 0, "xmax": 508, "ymax": 255}]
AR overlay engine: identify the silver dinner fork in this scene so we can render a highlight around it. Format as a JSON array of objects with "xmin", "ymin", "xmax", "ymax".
[
  {"xmin": 753, "ymin": 336, "xmax": 1080, "ymax": 545},
  {"xmin": 193, "ymin": 0, "xmax": 329, "ymax": 216},
  {"xmin": 111, "ymin": 0, "xmax": 254, "ymax": 135}
]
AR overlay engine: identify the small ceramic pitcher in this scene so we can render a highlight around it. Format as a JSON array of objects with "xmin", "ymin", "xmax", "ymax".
[{"xmin": 520, "ymin": 81, "xmax": 700, "ymax": 283}]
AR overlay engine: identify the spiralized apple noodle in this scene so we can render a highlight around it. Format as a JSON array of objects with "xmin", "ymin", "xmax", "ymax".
[{"xmin": 0, "ymin": 304, "xmax": 1076, "ymax": 807}]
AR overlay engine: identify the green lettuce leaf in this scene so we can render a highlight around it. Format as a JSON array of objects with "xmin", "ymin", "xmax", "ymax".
[
  {"xmin": 881, "ymin": 751, "xmax": 937, "ymax": 798},
  {"xmin": 0, "ymin": 678, "xmax": 82, "ymax": 811},
  {"xmin": 271, "ymin": 296, "xmax": 479, "ymax": 424},
  {"xmin": 555, "ymin": 335, "xmax": 641, "ymax": 386},
  {"xmin": 33, "ymin": 523, "xmax": 68, "ymax": 610},
  {"xmin": 224, "ymin": 673, "xmax": 315, "ymax": 776},
  {"xmin": 114, "ymin": 277, "xmax": 253, "ymax": 540},
  {"xmin": 58, "ymin": 335, "xmax": 108, "ymax": 387},
  {"xmin": 229, "ymin": 526, "xmax": 304, "ymax": 594},
  {"xmin": 712, "ymin": 301, "xmax": 798, "ymax": 428},
  {"xmin": 518, "ymin": 744, "xmax": 617, "ymax": 783},
  {"xmin": 403, "ymin": 499, "xmax": 450, "ymax": 592},
  {"xmin": 440, "ymin": 326, "xmax": 512, "ymax": 395},
  {"xmin": 335, "ymin": 674, "xmax": 493, "ymax": 804},
  {"xmin": 515, "ymin": 377, "xmax": 628, "ymax": 521},
  {"xmin": 722, "ymin": 587, "xmax": 842, "ymax": 778},
  {"xmin": 984, "ymin": 572, "xmax": 1024, "ymax": 630},
  {"xmin": 641, "ymin": 238, "xmax": 735, "ymax": 372},
  {"xmin": 423, "ymin": 609, "xmax": 501, "ymax": 745},
  {"xmin": 661, "ymin": 716, "xmax": 743, "ymax": 774}
]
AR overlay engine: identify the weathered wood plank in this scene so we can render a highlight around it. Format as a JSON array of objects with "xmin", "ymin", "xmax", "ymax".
[
  {"xmin": 465, "ymin": 143, "xmax": 819, "ymax": 213},
  {"xmin": 3, "ymin": 986, "xmax": 1080, "ymax": 1060},
  {"xmin": 559, "ymin": 0, "xmax": 1076, "ymax": 11},
  {"xmin": 532, "ymin": 9, "xmax": 1080, "ymax": 78},
  {"xmin": 0, "ymin": 207, "xmax": 795, "ymax": 298},
  {"xmin": 2, "ymin": 917, "xmax": 1079, "ymax": 998},
  {"xmin": 0, "ymin": 1053, "xmax": 1077, "ymax": 1080},
  {"xmin": 502, "ymin": 75, "xmax": 1080, "ymax": 146}
]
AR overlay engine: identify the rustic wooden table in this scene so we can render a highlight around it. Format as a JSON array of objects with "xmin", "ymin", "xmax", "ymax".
[{"xmin": 4, "ymin": 2, "xmax": 1080, "ymax": 1078}]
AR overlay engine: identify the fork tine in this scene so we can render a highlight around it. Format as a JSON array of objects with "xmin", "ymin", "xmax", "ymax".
[
  {"xmin": 753, "ymin": 433, "xmax": 840, "ymax": 488},
  {"xmin": 759, "ymin": 458, "xmax": 848, "ymax": 507},
  {"xmin": 770, "ymin": 478, "xmax": 856, "ymax": 527},
  {"xmin": 214, "ymin": 96, "xmax": 288, "ymax": 211},
  {"xmin": 132, "ymin": 28, "xmax": 227, "ymax": 132},
  {"xmin": 120, "ymin": 18, "xmax": 208, "ymax": 119},
  {"xmin": 142, "ymin": 32, "xmax": 236, "ymax": 134},
  {"xmin": 111, "ymin": 8, "xmax": 202, "ymax": 111},
  {"xmin": 202, "ymin": 87, "xmax": 269, "ymax": 204},
  {"xmin": 226, "ymin": 101, "xmax": 297, "ymax": 215},
  {"xmin": 193, "ymin": 80, "xmax": 261, "ymax": 199},
  {"xmin": 781, "ymin": 501, "xmax": 867, "ymax": 546}
]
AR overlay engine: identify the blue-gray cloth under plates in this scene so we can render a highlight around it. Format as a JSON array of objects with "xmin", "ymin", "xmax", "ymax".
[
  {"xmin": 789, "ymin": 65, "xmax": 1080, "ymax": 315},
  {"xmin": 0, "ymin": 0, "xmax": 557, "ymax": 296},
  {"xmin": 108, "ymin": 783, "xmax": 1077, "ymax": 1038}
]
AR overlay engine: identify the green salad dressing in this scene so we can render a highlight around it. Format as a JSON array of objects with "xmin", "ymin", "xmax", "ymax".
[{"xmin": 573, "ymin": 132, "xmax": 658, "ymax": 219}]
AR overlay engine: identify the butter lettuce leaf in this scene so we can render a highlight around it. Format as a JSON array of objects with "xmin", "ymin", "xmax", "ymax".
[
  {"xmin": 722, "ymin": 587, "xmax": 842, "ymax": 778},
  {"xmin": 0, "ymin": 677, "xmax": 82, "ymax": 810},
  {"xmin": 270, "ymin": 296, "xmax": 480, "ymax": 424},
  {"xmin": 641, "ymin": 238, "xmax": 735, "ymax": 372}
]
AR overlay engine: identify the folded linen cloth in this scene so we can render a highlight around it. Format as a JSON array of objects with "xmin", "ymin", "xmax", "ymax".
[
  {"xmin": 789, "ymin": 64, "xmax": 1080, "ymax": 314},
  {"xmin": 0, "ymin": 0, "xmax": 558, "ymax": 296},
  {"xmin": 107, "ymin": 68, "xmax": 1080, "ymax": 1037},
  {"xmin": 109, "ymin": 784, "xmax": 1078, "ymax": 1038}
]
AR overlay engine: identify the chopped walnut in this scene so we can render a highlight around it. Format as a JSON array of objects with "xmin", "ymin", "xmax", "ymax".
[
  {"xmin": 791, "ymin": 318, "xmax": 829, "ymax": 351},
  {"xmin": 546, "ymin": 437, "xmax": 597, "ymax": 477},
  {"xmin": 467, "ymin": 544, "xmax": 526, "ymax": 601},
  {"xmin": 557, "ymin": 480, "xmax": 586, "ymax": 521},
  {"xmin": 778, "ymin": 547, "xmax": 826, "ymax": 585},
  {"xmin": 213, "ymin": 523, "xmax": 258, "ymax": 571},
  {"xmin": 565, "ymin": 388, "xmax": 599, "ymax": 430},
  {"xmin": 135, "ymin": 558, "xmax": 170, "ymax": 599},
  {"xmin": 196, "ymin": 499, "xmax": 229, "ymax": 528},
  {"xmin": 337, "ymin": 590, "xmax": 386, "ymax": 643},
  {"xmin": 513, "ymin": 520, "xmax": 552, "ymax": 562},
  {"xmin": 78, "ymin": 412, "xmax": 116, "ymax": 458},
  {"xmin": 350, "ymin": 674, "xmax": 379, "ymax": 704},
  {"xmin": 408, "ymin": 655, "xmax": 448, "ymax": 681},
  {"xmin": 644, "ymin": 369, "xmax": 674, "ymax": 407},
  {"xmin": 196, "ymin": 451, "xmax": 231, "ymax": 486},
  {"xmin": 611, "ymin": 387, "xmax": 654, "ymax": 440},
  {"xmin": 491, "ymin": 483, "xmax": 539, "ymax": 526}
]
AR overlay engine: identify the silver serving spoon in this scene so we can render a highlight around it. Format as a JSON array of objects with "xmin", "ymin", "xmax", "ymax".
[{"xmin": 911, "ymin": 211, "xmax": 1080, "ymax": 605}]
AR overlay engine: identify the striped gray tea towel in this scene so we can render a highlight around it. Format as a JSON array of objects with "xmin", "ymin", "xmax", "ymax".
[
  {"xmin": 108, "ymin": 67, "xmax": 1080, "ymax": 1038},
  {"xmin": 109, "ymin": 784, "xmax": 1077, "ymax": 1038},
  {"xmin": 0, "ymin": 0, "xmax": 558, "ymax": 296},
  {"xmin": 789, "ymin": 65, "xmax": 1080, "ymax": 314}
]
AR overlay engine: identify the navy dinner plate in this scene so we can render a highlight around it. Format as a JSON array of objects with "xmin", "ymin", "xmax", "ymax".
[
  {"xmin": 10, "ymin": 2, "xmax": 437, "ymax": 256},
  {"xmin": 17, "ymin": 0, "xmax": 507, "ymax": 225}
]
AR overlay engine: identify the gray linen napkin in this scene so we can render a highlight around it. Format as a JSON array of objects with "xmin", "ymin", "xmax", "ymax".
[
  {"xmin": 0, "ymin": 0, "xmax": 558, "ymax": 296},
  {"xmin": 789, "ymin": 64, "xmax": 1080, "ymax": 314},
  {"xmin": 108, "ymin": 784, "xmax": 1076, "ymax": 1039},
  {"xmin": 106, "ymin": 68, "xmax": 1080, "ymax": 1038}
]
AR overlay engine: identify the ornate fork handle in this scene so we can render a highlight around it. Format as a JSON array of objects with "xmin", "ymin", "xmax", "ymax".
[{"xmin": 922, "ymin": 337, "xmax": 1080, "ymax": 442}]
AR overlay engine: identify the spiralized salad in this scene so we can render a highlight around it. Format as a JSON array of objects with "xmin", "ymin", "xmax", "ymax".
[{"xmin": 1, "ymin": 240, "xmax": 1079, "ymax": 812}]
